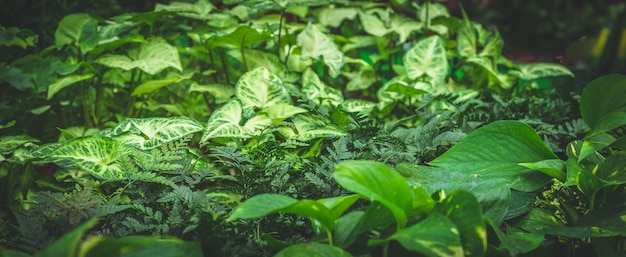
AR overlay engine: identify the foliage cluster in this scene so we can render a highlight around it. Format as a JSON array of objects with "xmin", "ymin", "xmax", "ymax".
[{"xmin": 0, "ymin": 0, "xmax": 624, "ymax": 256}]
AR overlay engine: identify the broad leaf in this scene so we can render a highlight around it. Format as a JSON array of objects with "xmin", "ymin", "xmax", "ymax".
[
  {"xmin": 437, "ymin": 190, "xmax": 487, "ymax": 257},
  {"xmin": 47, "ymin": 137, "xmax": 127, "ymax": 180},
  {"xmin": 518, "ymin": 159, "xmax": 567, "ymax": 182},
  {"xmin": 302, "ymin": 68, "xmax": 343, "ymax": 106},
  {"xmin": 429, "ymin": 120, "xmax": 558, "ymax": 192},
  {"xmin": 201, "ymin": 99, "xmax": 248, "ymax": 141},
  {"xmin": 54, "ymin": 13, "xmax": 98, "ymax": 54},
  {"xmin": 456, "ymin": 10, "xmax": 476, "ymax": 58},
  {"xmin": 206, "ymin": 26, "xmax": 271, "ymax": 49},
  {"xmin": 132, "ymin": 77, "xmax": 180, "ymax": 96},
  {"xmin": 297, "ymin": 23, "xmax": 344, "ymax": 78},
  {"xmin": 340, "ymin": 99, "xmax": 376, "ymax": 114},
  {"xmin": 317, "ymin": 7, "xmax": 358, "ymax": 28},
  {"xmin": 334, "ymin": 160, "xmax": 413, "ymax": 228},
  {"xmin": 96, "ymin": 37, "xmax": 182, "ymax": 75},
  {"xmin": 188, "ymin": 83, "xmax": 234, "ymax": 104},
  {"xmin": 36, "ymin": 218, "xmax": 98, "ymax": 257},
  {"xmin": 155, "ymin": 0, "xmax": 215, "ymax": 20},
  {"xmin": 510, "ymin": 63, "xmax": 573, "ymax": 80},
  {"xmin": 404, "ymin": 36, "xmax": 448, "ymax": 84},
  {"xmin": 227, "ymin": 194, "xmax": 335, "ymax": 234},
  {"xmin": 372, "ymin": 213, "xmax": 463, "ymax": 257},
  {"xmin": 101, "ymin": 116, "xmax": 203, "ymax": 149},
  {"xmin": 278, "ymin": 114, "xmax": 347, "ymax": 141},
  {"xmin": 580, "ymin": 74, "xmax": 626, "ymax": 137},
  {"xmin": 274, "ymin": 243, "xmax": 353, "ymax": 257},
  {"xmin": 260, "ymin": 104, "xmax": 307, "ymax": 123},
  {"xmin": 0, "ymin": 135, "xmax": 40, "ymax": 153},
  {"xmin": 47, "ymin": 74, "xmax": 94, "ymax": 100},
  {"xmin": 235, "ymin": 67, "xmax": 292, "ymax": 114}
]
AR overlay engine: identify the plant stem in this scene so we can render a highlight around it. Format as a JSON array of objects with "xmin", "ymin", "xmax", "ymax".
[
  {"xmin": 80, "ymin": 83, "xmax": 93, "ymax": 128},
  {"xmin": 94, "ymin": 74, "xmax": 103, "ymax": 127},
  {"xmin": 219, "ymin": 48, "xmax": 231, "ymax": 85},
  {"xmin": 277, "ymin": 9, "xmax": 285, "ymax": 56},
  {"xmin": 125, "ymin": 69, "xmax": 142, "ymax": 117}
]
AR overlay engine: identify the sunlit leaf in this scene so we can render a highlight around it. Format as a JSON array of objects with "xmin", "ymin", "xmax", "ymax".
[
  {"xmin": 302, "ymin": 68, "xmax": 343, "ymax": 106},
  {"xmin": 101, "ymin": 116, "xmax": 203, "ymax": 149},
  {"xmin": 206, "ymin": 26, "xmax": 271, "ymax": 49},
  {"xmin": 404, "ymin": 36, "xmax": 448, "ymax": 84},
  {"xmin": 132, "ymin": 77, "xmax": 180, "ymax": 96},
  {"xmin": 510, "ymin": 63, "xmax": 573, "ymax": 80},
  {"xmin": 96, "ymin": 37, "xmax": 182, "ymax": 75},
  {"xmin": 55, "ymin": 13, "xmax": 98, "ymax": 54},
  {"xmin": 47, "ymin": 137, "xmax": 128, "ymax": 180},
  {"xmin": 235, "ymin": 67, "xmax": 292, "ymax": 115},
  {"xmin": 437, "ymin": 190, "xmax": 487, "ymax": 257},
  {"xmin": 155, "ymin": 0, "xmax": 215, "ymax": 20},
  {"xmin": 278, "ymin": 114, "xmax": 347, "ymax": 141},
  {"xmin": 188, "ymin": 83, "xmax": 234, "ymax": 104},
  {"xmin": 260, "ymin": 104, "xmax": 307, "ymax": 123},
  {"xmin": 201, "ymin": 99, "xmax": 248, "ymax": 141},
  {"xmin": 297, "ymin": 23, "xmax": 344, "ymax": 78},
  {"xmin": 317, "ymin": 7, "xmax": 358, "ymax": 28},
  {"xmin": 0, "ymin": 135, "xmax": 40, "ymax": 153}
]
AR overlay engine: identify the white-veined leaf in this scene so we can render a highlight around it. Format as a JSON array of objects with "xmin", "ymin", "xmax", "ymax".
[
  {"xmin": 297, "ymin": 23, "xmax": 344, "ymax": 78},
  {"xmin": 279, "ymin": 114, "xmax": 347, "ymax": 141},
  {"xmin": 404, "ymin": 36, "xmax": 448, "ymax": 84},
  {"xmin": 47, "ymin": 137, "xmax": 127, "ymax": 180},
  {"xmin": 100, "ymin": 116, "xmax": 203, "ymax": 149},
  {"xmin": 235, "ymin": 67, "xmax": 292, "ymax": 115},
  {"xmin": 302, "ymin": 68, "xmax": 343, "ymax": 106},
  {"xmin": 201, "ymin": 99, "xmax": 248, "ymax": 142},
  {"xmin": 96, "ymin": 37, "xmax": 182, "ymax": 75}
]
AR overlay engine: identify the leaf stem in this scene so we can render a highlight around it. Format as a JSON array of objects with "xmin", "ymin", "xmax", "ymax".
[{"xmin": 277, "ymin": 9, "xmax": 285, "ymax": 56}]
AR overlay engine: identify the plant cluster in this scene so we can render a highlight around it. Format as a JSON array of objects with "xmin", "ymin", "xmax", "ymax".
[{"xmin": 1, "ymin": 0, "xmax": 624, "ymax": 257}]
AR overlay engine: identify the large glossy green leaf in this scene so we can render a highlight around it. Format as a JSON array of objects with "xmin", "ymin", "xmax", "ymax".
[
  {"xmin": 518, "ymin": 159, "xmax": 567, "ymax": 182},
  {"xmin": 397, "ymin": 163, "xmax": 511, "ymax": 225},
  {"xmin": 80, "ymin": 236, "xmax": 203, "ymax": 257},
  {"xmin": 302, "ymin": 68, "xmax": 343, "ymax": 107},
  {"xmin": 274, "ymin": 243, "xmax": 353, "ymax": 257},
  {"xmin": 297, "ymin": 23, "xmax": 344, "ymax": 78},
  {"xmin": 278, "ymin": 114, "xmax": 347, "ymax": 141},
  {"xmin": 404, "ymin": 36, "xmax": 448, "ymax": 84},
  {"xmin": 47, "ymin": 137, "xmax": 127, "ymax": 180},
  {"xmin": 132, "ymin": 77, "xmax": 180, "ymax": 96},
  {"xmin": 429, "ymin": 120, "xmax": 558, "ymax": 192},
  {"xmin": 437, "ymin": 190, "xmax": 487, "ymax": 257},
  {"xmin": 96, "ymin": 37, "xmax": 182, "ymax": 75},
  {"xmin": 201, "ymin": 99, "xmax": 248, "ymax": 141},
  {"xmin": 54, "ymin": 13, "xmax": 98, "ymax": 54},
  {"xmin": 206, "ymin": 26, "xmax": 271, "ymax": 49},
  {"xmin": 580, "ymin": 74, "xmax": 626, "ymax": 137},
  {"xmin": 227, "ymin": 194, "xmax": 335, "ymax": 234},
  {"xmin": 47, "ymin": 73, "xmax": 94, "ymax": 100},
  {"xmin": 36, "ymin": 218, "xmax": 98, "ymax": 257},
  {"xmin": 101, "ymin": 116, "xmax": 203, "ymax": 149},
  {"xmin": 235, "ymin": 67, "xmax": 292, "ymax": 114},
  {"xmin": 509, "ymin": 63, "xmax": 573, "ymax": 80},
  {"xmin": 372, "ymin": 213, "xmax": 463, "ymax": 257},
  {"xmin": 334, "ymin": 160, "xmax": 413, "ymax": 228}
]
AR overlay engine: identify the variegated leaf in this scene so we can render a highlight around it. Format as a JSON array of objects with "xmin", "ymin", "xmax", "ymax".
[
  {"xmin": 510, "ymin": 63, "xmax": 574, "ymax": 80},
  {"xmin": 202, "ymin": 99, "xmax": 248, "ymax": 142},
  {"xmin": 302, "ymin": 68, "xmax": 343, "ymax": 106},
  {"xmin": 279, "ymin": 114, "xmax": 347, "ymax": 141},
  {"xmin": 404, "ymin": 36, "xmax": 448, "ymax": 84},
  {"xmin": 297, "ymin": 23, "xmax": 344, "ymax": 78},
  {"xmin": 96, "ymin": 37, "xmax": 182, "ymax": 75},
  {"xmin": 48, "ymin": 137, "xmax": 128, "ymax": 180},
  {"xmin": 235, "ymin": 67, "xmax": 292, "ymax": 115},
  {"xmin": 111, "ymin": 116, "xmax": 202, "ymax": 149}
]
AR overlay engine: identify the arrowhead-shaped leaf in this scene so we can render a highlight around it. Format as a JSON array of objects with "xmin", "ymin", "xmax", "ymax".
[
  {"xmin": 235, "ymin": 67, "xmax": 292, "ymax": 114},
  {"xmin": 297, "ymin": 23, "xmax": 344, "ymax": 78},
  {"xmin": 580, "ymin": 74, "xmax": 626, "ymax": 138},
  {"xmin": 404, "ymin": 36, "xmax": 448, "ymax": 84}
]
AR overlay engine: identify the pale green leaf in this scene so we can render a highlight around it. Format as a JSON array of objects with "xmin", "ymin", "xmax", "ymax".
[
  {"xmin": 510, "ymin": 63, "xmax": 574, "ymax": 80},
  {"xmin": 302, "ymin": 68, "xmax": 343, "ymax": 106},
  {"xmin": 0, "ymin": 135, "xmax": 40, "ymax": 153},
  {"xmin": 54, "ymin": 13, "xmax": 98, "ymax": 54},
  {"xmin": 404, "ymin": 36, "xmax": 448, "ymax": 84},
  {"xmin": 102, "ymin": 116, "xmax": 203, "ymax": 149},
  {"xmin": 132, "ymin": 77, "xmax": 180, "ymax": 96},
  {"xmin": 96, "ymin": 37, "xmax": 182, "ymax": 75},
  {"xmin": 297, "ymin": 23, "xmax": 344, "ymax": 78},
  {"xmin": 47, "ymin": 73, "xmax": 94, "ymax": 100},
  {"xmin": 48, "ymin": 137, "xmax": 127, "ymax": 180},
  {"xmin": 278, "ymin": 114, "xmax": 347, "ymax": 141},
  {"xmin": 339, "ymin": 99, "xmax": 376, "ymax": 114},
  {"xmin": 243, "ymin": 113, "xmax": 272, "ymax": 136},
  {"xmin": 235, "ymin": 67, "xmax": 292, "ymax": 114},
  {"xmin": 206, "ymin": 26, "xmax": 271, "ymax": 49},
  {"xmin": 260, "ymin": 104, "xmax": 308, "ymax": 123},
  {"xmin": 201, "ymin": 99, "xmax": 248, "ymax": 141},
  {"xmin": 519, "ymin": 159, "xmax": 567, "ymax": 182},
  {"xmin": 188, "ymin": 83, "xmax": 234, "ymax": 104},
  {"xmin": 317, "ymin": 7, "xmax": 358, "ymax": 28},
  {"xmin": 358, "ymin": 11, "xmax": 388, "ymax": 37},
  {"xmin": 155, "ymin": 0, "xmax": 215, "ymax": 20}
]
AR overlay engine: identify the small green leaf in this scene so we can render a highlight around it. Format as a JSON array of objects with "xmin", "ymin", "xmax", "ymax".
[
  {"xmin": 297, "ymin": 23, "xmax": 344, "ymax": 78},
  {"xmin": 372, "ymin": 213, "xmax": 463, "ymax": 257},
  {"xmin": 429, "ymin": 120, "xmax": 558, "ymax": 192},
  {"xmin": 274, "ymin": 243, "xmax": 353, "ymax": 257},
  {"xmin": 404, "ymin": 36, "xmax": 448, "ymax": 84},
  {"xmin": 54, "ymin": 13, "xmax": 98, "ymax": 54},
  {"xmin": 260, "ymin": 104, "xmax": 307, "ymax": 123},
  {"xmin": 47, "ymin": 73, "xmax": 94, "ymax": 100},
  {"xmin": 96, "ymin": 37, "xmax": 182, "ymax": 75},
  {"xmin": 334, "ymin": 160, "xmax": 413, "ymax": 228},
  {"xmin": 580, "ymin": 74, "xmax": 626, "ymax": 137},
  {"xmin": 132, "ymin": 77, "xmax": 180, "ymax": 96},
  {"xmin": 206, "ymin": 26, "xmax": 271, "ymax": 49},
  {"xmin": 519, "ymin": 159, "xmax": 567, "ymax": 182}
]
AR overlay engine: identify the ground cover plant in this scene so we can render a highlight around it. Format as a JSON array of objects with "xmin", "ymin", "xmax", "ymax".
[{"xmin": 0, "ymin": 0, "xmax": 624, "ymax": 256}]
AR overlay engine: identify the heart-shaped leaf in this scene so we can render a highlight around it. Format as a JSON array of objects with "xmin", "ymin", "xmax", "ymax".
[
  {"xmin": 96, "ymin": 37, "xmax": 182, "ymax": 75},
  {"xmin": 278, "ymin": 114, "xmax": 347, "ymax": 141},
  {"xmin": 404, "ymin": 36, "xmax": 448, "ymax": 84},
  {"xmin": 235, "ymin": 67, "xmax": 292, "ymax": 115},
  {"xmin": 297, "ymin": 23, "xmax": 344, "ymax": 78},
  {"xmin": 201, "ymin": 99, "xmax": 248, "ymax": 141},
  {"xmin": 99, "ymin": 116, "xmax": 203, "ymax": 149},
  {"xmin": 580, "ymin": 74, "xmax": 626, "ymax": 137},
  {"xmin": 55, "ymin": 13, "xmax": 99, "ymax": 54},
  {"xmin": 302, "ymin": 68, "xmax": 343, "ymax": 106},
  {"xmin": 47, "ymin": 137, "xmax": 128, "ymax": 180}
]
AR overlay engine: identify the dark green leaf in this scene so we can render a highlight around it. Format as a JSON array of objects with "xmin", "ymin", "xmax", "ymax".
[
  {"xmin": 580, "ymin": 74, "xmax": 626, "ymax": 137},
  {"xmin": 274, "ymin": 243, "xmax": 353, "ymax": 257}
]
